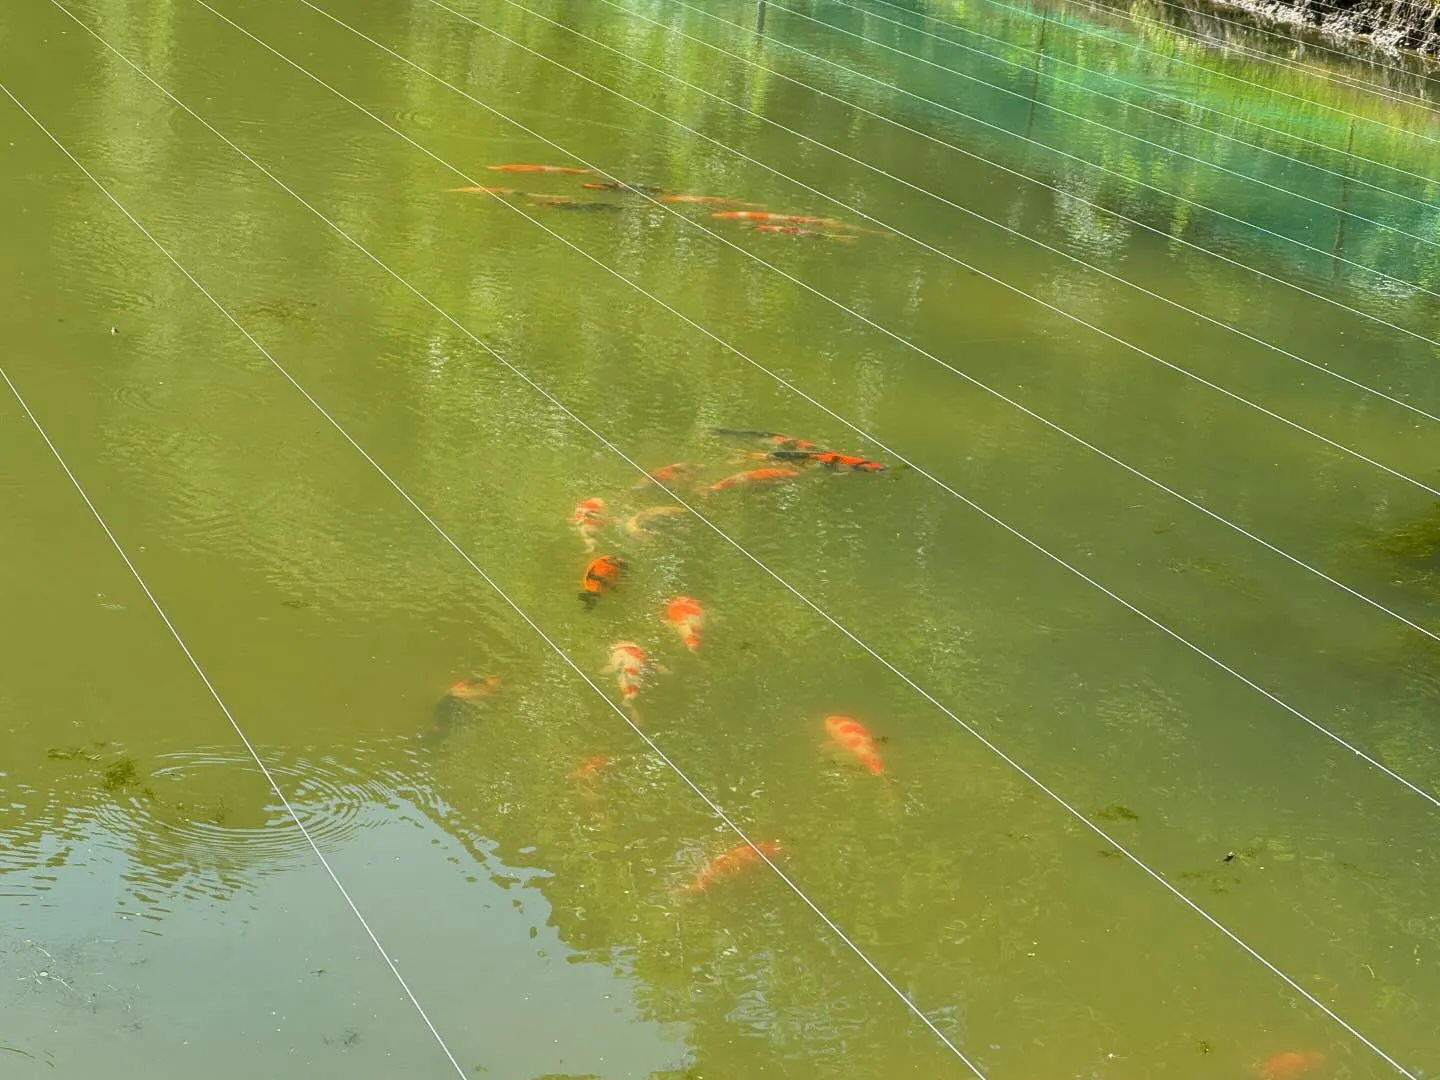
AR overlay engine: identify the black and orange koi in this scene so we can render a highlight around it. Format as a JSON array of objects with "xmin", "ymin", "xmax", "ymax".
[{"xmin": 579, "ymin": 554, "xmax": 626, "ymax": 608}]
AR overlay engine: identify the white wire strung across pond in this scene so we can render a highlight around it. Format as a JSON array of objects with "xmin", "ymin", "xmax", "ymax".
[
  {"xmin": 37, "ymin": 10, "xmax": 1432, "ymax": 1073},
  {"xmin": 865, "ymin": 0, "xmax": 1440, "ymax": 116},
  {"xmin": 732, "ymin": 0, "xmax": 1440, "ymax": 262},
  {"xmin": 292, "ymin": 0, "xmax": 1440, "ymax": 646},
  {"xmin": 2, "ymin": 55, "xmax": 987, "ymax": 1078},
  {"xmin": 573, "ymin": 0, "xmax": 1440, "ymax": 406},
  {"xmin": 154, "ymin": 0, "xmax": 1440, "ymax": 803},
  {"xmin": 0, "ymin": 93, "xmax": 471, "ymax": 1080},
  {"xmin": 815, "ymin": 0, "xmax": 1440, "ymax": 201},
  {"xmin": 644, "ymin": 0, "xmax": 1440, "ymax": 330},
  {"xmin": 952, "ymin": 0, "xmax": 1440, "ymax": 143},
  {"xmin": 455, "ymin": 0, "xmax": 1440, "ymax": 499}
]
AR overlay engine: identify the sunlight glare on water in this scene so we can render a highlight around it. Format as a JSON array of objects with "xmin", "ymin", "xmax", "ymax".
[{"xmin": 1, "ymin": 0, "xmax": 1439, "ymax": 1076}]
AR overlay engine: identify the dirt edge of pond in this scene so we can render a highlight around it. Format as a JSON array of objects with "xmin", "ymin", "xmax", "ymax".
[
  {"xmin": 1095, "ymin": 0, "xmax": 1440, "ymax": 68},
  {"xmin": 1213, "ymin": 0, "xmax": 1440, "ymax": 57}
]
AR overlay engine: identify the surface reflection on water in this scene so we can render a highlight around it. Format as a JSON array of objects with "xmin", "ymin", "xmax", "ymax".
[{"xmin": 3, "ymin": 0, "xmax": 1440, "ymax": 1074}]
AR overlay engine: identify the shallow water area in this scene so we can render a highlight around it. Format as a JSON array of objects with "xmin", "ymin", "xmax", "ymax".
[{"xmin": 2, "ymin": 0, "xmax": 1439, "ymax": 1076}]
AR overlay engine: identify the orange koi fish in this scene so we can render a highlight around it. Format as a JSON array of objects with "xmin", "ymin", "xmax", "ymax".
[
  {"xmin": 582, "ymin": 181, "xmax": 663, "ymax": 195},
  {"xmin": 571, "ymin": 753, "xmax": 611, "ymax": 781},
  {"xmin": 625, "ymin": 504, "xmax": 688, "ymax": 538},
  {"xmin": 707, "ymin": 466, "xmax": 800, "ymax": 492},
  {"xmin": 1259, "ymin": 1051, "xmax": 1324, "ymax": 1080},
  {"xmin": 825, "ymin": 716, "xmax": 884, "ymax": 775},
  {"xmin": 488, "ymin": 163, "xmax": 593, "ymax": 174},
  {"xmin": 579, "ymin": 554, "xmax": 626, "ymax": 608},
  {"xmin": 636, "ymin": 462, "xmax": 694, "ymax": 487},
  {"xmin": 572, "ymin": 497, "xmax": 607, "ymax": 551},
  {"xmin": 446, "ymin": 674, "xmax": 501, "ymax": 701},
  {"xmin": 606, "ymin": 641, "xmax": 653, "ymax": 703},
  {"xmin": 712, "ymin": 211, "xmax": 844, "ymax": 227},
  {"xmin": 449, "ymin": 185, "xmax": 518, "ymax": 195},
  {"xmin": 685, "ymin": 840, "xmax": 782, "ymax": 893},
  {"xmin": 659, "ymin": 194, "xmax": 753, "ymax": 205},
  {"xmin": 665, "ymin": 596, "xmax": 704, "ymax": 651}
]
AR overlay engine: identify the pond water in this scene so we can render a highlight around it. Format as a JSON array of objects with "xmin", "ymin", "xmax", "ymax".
[{"xmin": 2, "ymin": 0, "xmax": 1438, "ymax": 1076}]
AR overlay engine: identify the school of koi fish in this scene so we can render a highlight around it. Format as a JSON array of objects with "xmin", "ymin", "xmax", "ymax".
[
  {"xmin": 420, "ymin": 413, "xmax": 1336, "ymax": 1075},
  {"xmin": 432, "ymin": 425, "xmax": 891, "ymax": 896},
  {"xmin": 448, "ymin": 162, "xmax": 892, "ymax": 241},
  {"xmin": 423, "ymin": 185, "xmax": 1324, "ymax": 1077},
  {"xmin": 419, "ymin": 222, "xmax": 1331, "ymax": 1068}
]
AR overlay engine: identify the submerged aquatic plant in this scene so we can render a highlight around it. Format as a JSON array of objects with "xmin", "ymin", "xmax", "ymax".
[
  {"xmin": 1343, "ymin": 503, "xmax": 1440, "ymax": 623},
  {"xmin": 99, "ymin": 758, "xmax": 139, "ymax": 793},
  {"xmin": 1361, "ymin": 502, "xmax": 1440, "ymax": 565}
]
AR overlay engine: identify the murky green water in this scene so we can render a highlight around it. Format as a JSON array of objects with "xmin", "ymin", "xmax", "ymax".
[{"xmin": 3, "ymin": 0, "xmax": 1439, "ymax": 1075}]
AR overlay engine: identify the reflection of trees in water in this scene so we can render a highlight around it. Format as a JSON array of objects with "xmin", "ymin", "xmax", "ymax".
[
  {"xmin": 413, "ymin": 744, "xmax": 866, "ymax": 1070},
  {"xmin": 738, "ymin": 0, "xmax": 1440, "ymax": 303},
  {"xmin": 1335, "ymin": 504, "xmax": 1440, "ymax": 793},
  {"xmin": 69, "ymin": 0, "xmax": 1440, "ymax": 615},
  {"xmin": 0, "ymin": 706, "xmax": 1091, "ymax": 1071},
  {"xmin": 407, "ymin": 684, "xmax": 1084, "ymax": 1074},
  {"xmin": 74, "ymin": 0, "xmax": 1440, "ymax": 392},
  {"xmin": 34, "ymin": 2, "xmax": 1440, "ymax": 1066}
]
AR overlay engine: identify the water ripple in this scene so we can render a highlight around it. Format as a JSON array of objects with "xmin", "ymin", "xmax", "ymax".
[{"xmin": 84, "ymin": 746, "xmax": 405, "ymax": 898}]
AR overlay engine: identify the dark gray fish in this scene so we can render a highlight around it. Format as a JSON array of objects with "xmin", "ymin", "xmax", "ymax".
[
  {"xmin": 545, "ymin": 200, "xmax": 626, "ymax": 212},
  {"xmin": 710, "ymin": 427, "xmax": 782, "ymax": 439},
  {"xmin": 426, "ymin": 675, "xmax": 500, "ymax": 743},
  {"xmin": 583, "ymin": 181, "xmax": 664, "ymax": 195}
]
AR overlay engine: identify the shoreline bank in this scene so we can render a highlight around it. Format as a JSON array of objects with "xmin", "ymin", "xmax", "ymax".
[
  {"xmin": 1203, "ymin": 0, "xmax": 1440, "ymax": 59},
  {"xmin": 1078, "ymin": 0, "xmax": 1440, "ymax": 96}
]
